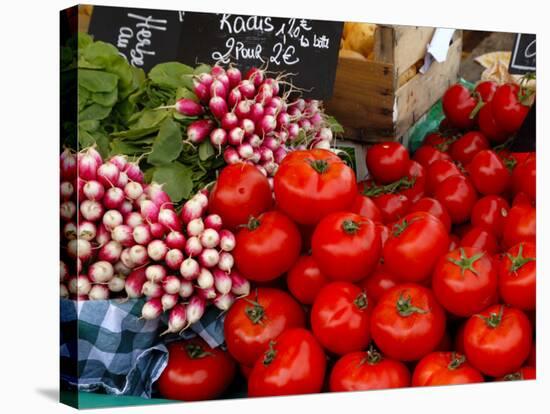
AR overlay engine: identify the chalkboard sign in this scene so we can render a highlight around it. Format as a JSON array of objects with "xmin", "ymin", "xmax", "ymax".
[
  {"xmin": 88, "ymin": 6, "xmax": 184, "ymax": 72},
  {"xmin": 509, "ymin": 33, "xmax": 536, "ymax": 75},
  {"xmin": 510, "ymin": 102, "xmax": 536, "ymax": 152},
  {"xmin": 177, "ymin": 12, "xmax": 343, "ymax": 99}
]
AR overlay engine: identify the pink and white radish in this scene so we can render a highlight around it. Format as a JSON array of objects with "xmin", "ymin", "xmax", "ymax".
[
  {"xmin": 162, "ymin": 275, "xmax": 182, "ymax": 295},
  {"xmin": 180, "ymin": 257, "xmax": 200, "ymax": 280},
  {"xmin": 141, "ymin": 298, "xmax": 163, "ymax": 320},
  {"xmin": 89, "ymin": 284, "xmax": 110, "ymax": 300},
  {"xmin": 165, "ymin": 249, "xmax": 184, "ymax": 270},
  {"xmin": 103, "ymin": 210, "xmax": 123, "ymax": 230},
  {"xmin": 88, "ymin": 261, "xmax": 114, "ymax": 283},
  {"xmin": 98, "ymin": 240, "xmax": 122, "ymax": 263},
  {"xmin": 142, "ymin": 281, "xmax": 163, "ymax": 298}
]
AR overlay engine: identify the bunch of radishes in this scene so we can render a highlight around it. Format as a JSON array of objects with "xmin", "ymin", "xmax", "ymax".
[
  {"xmin": 173, "ymin": 65, "xmax": 335, "ymax": 185},
  {"xmin": 60, "ymin": 147, "xmax": 250, "ymax": 333}
]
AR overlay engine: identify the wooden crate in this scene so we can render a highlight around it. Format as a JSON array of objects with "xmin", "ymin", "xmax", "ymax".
[{"xmin": 325, "ymin": 26, "xmax": 462, "ymax": 143}]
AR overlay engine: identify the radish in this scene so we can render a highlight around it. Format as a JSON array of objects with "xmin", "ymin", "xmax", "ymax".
[
  {"xmin": 147, "ymin": 240, "xmax": 168, "ymax": 261},
  {"xmin": 142, "ymin": 281, "xmax": 163, "ymax": 298},
  {"xmin": 180, "ymin": 257, "xmax": 200, "ymax": 280},
  {"xmin": 230, "ymin": 271, "xmax": 250, "ymax": 296},
  {"xmin": 273, "ymin": 146, "xmax": 288, "ymax": 164},
  {"xmin": 210, "ymin": 128, "xmax": 227, "ymax": 148},
  {"xmin": 187, "ymin": 119, "xmax": 215, "ymax": 144},
  {"xmin": 60, "ymin": 149, "xmax": 77, "ymax": 180},
  {"xmin": 125, "ymin": 163, "xmax": 144, "ymax": 183},
  {"xmin": 97, "ymin": 162, "xmax": 120, "ymax": 187},
  {"xmin": 60, "ymin": 261, "xmax": 68, "ymax": 282},
  {"xmin": 180, "ymin": 199, "xmax": 203, "ymax": 224},
  {"xmin": 238, "ymin": 80, "xmax": 256, "ymax": 99},
  {"xmin": 77, "ymin": 178, "xmax": 85, "ymax": 199},
  {"xmin": 86, "ymin": 147, "xmax": 103, "ymax": 165},
  {"xmin": 174, "ymin": 98, "xmax": 204, "ymax": 116},
  {"xmin": 277, "ymin": 130, "xmax": 289, "ymax": 144},
  {"xmin": 158, "ymin": 208, "xmax": 181, "ymax": 230},
  {"xmin": 256, "ymin": 83, "xmax": 273, "ymax": 104},
  {"xmin": 213, "ymin": 269, "xmax": 232, "ymax": 295},
  {"xmin": 129, "ymin": 244, "xmax": 149, "ymax": 266},
  {"xmin": 68, "ymin": 239, "xmax": 92, "ymax": 261},
  {"xmin": 125, "ymin": 268, "xmax": 147, "ymax": 298},
  {"xmin": 60, "ymin": 181, "xmax": 74, "ymax": 200},
  {"xmin": 227, "ymin": 127, "xmax": 245, "ymax": 146},
  {"xmin": 67, "ymin": 276, "xmax": 78, "ymax": 295},
  {"xmin": 60, "ymin": 283, "xmax": 69, "ymax": 298},
  {"xmin": 110, "ymin": 154, "xmax": 128, "ymax": 171},
  {"xmin": 246, "ymin": 67, "xmax": 264, "ymax": 87},
  {"xmin": 277, "ymin": 112, "xmax": 291, "ymax": 128},
  {"xmin": 96, "ymin": 224, "xmax": 111, "ymax": 245},
  {"xmin": 216, "ymin": 73, "xmax": 230, "ymax": 91},
  {"xmin": 228, "ymin": 87, "xmax": 242, "ymax": 108},
  {"xmin": 318, "ymin": 127, "xmax": 333, "ymax": 141},
  {"xmin": 124, "ymin": 181, "xmax": 143, "ymax": 200},
  {"xmin": 240, "ymin": 118, "xmax": 255, "ymax": 136},
  {"xmin": 313, "ymin": 139, "xmax": 331, "ymax": 150},
  {"xmin": 74, "ymin": 274, "xmax": 92, "ymax": 295},
  {"xmin": 214, "ymin": 293, "xmax": 235, "ymax": 312},
  {"xmin": 210, "ymin": 79, "xmax": 227, "ymax": 98},
  {"xmin": 250, "ymin": 148, "xmax": 261, "ymax": 164},
  {"xmin": 197, "ymin": 287, "xmax": 217, "ymax": 300},
  {"xmin": 98, "ymin": 240, "xmax": 122, "ymax": 263},
  {"xmin": 144, "ymin": 183, "xmax": 171, "ymax": 207},
  {"xmin": 287, "ymin": 123, "xmax": 300, "ymax": 139},
  {"xmin": 88, "ymin": 261, "xmax": 114, "ymax": 283},
  {"xmin": 161, "ymin": 293, "xmax": 179, "ymax": 311},
  {"xmin": 226, "ymin": 67, "xmax": 242, "ymax": 87},
  {"xmin": 263, "ymin": 135, "xmax": 280, "ymax": 151},
  {"xmin": 193, "ymin": 192, "xmax": 209, "ymax": 208},
  {"xmin": 221, "ymin": 112, "xmax": 239, "ymax": 130},
  {"xmin": 187, "ymin": 217, "xmax": 204, "ymax": 236},
  {"xmin": 112, "ymin": 225, "xmax": 134, "ymax": 246},
  {"xmin": 262, "ymin": 160, "xmax": 278, "ymax": 176},
  {"xmin": 235, "ymin": 100, "xmax": 252, "ymax": 118},
  {"xmin": 108, "ymin": 275, "xmax": 126, "ymax": 292},
  {"xmin": 163, "ymin": 275, "xmax": 181, "ymax": 295},
  {"xmin": 119, "ymin": 200, "xmax": 133, "ymax": 216},
  {"xmin": 165, "ymin": 249, "xmax": 184, "ymax": 270},
  {"xmin": 77, "ymin": 258, "xmax": 82, "ymax": 274},
  {"xmin": 114, "ymin": 261, "xmax": 132, "ymax": 276},
  {"xmin": 149, "ymin": 222, "xmax": 166, "ymax": 239},
  {"xmin": 256, "ymin": 165, "xmax": 268, "ymax": 176},
  {"xmin": 299, "ymin": 119, "xmax": 312, "ymax": 132},
  {"xmin": 238, "ymin": 142, "xmax": 254, "ymax": 159},
  {"xmin": 259, "ymin": 147, "xmax": 274, "ymax": 162},
  {"xmin": 197, "ymin": 268, "xmax": 214, "ymax": 289},
  {"xmin": 60, "ymin": 201, "xmax": 76, "ymax": 221},
  {"xmin": 103, "ymin": 187, "xmax": 125, "ymax": 209},
  {"xmin": 89, "ymin": 284, "xmax": 110, "ymax": 300},
  {"xmin": 120, "ymin": 248, "xmax": 136, "ymax": 269},
  {"xmin": 200, "ymin": 228, "xmax": 220, "ymax": 248},
  {"xmin": 218, "ymin": 252, "xmax": 234, "ymax": 272},
  {"xmin": 179, "ymin": 280, "xmax": 194, "ymax": 298},
  {"xmin": 125, "ymin": 212, "xmax": 144, "ymax": 228},
  {"xmin": 141, "ymin": 298, "xmax": 163, "ymax": 320},
  {"xmin": 185, "ymin": 296, "xmax": 206, "ymax": 327},
  {"xmin": 145, "ymin": 264, "xmax": 166, "ymax": 283},
  {"xmin": 140, "ymin": 199, "xmax": 159, "ymax": 223},
  {"xmin": 223, "ymin": 147, "xmax": 240, "ymax": 164},
  {"xmin": 193, "ymin": 80, "xmax": 209, "ymax": 103},
  {"xmin": 116, "ymin": 171, "xmax": 129, "ymax": 190},
  {"xmin": 80, "ymin": 200, "xmax": 103, "ymax": 222},
  {"xmin": 248, "ymin": 134, "xmax": 262, "ymax": 148},
  {"xmin": 209, "ymin": 96, "xmax": 228, "ymax": 119},
  {"xmin": 103, "ymin": 210, "xmax": 123, "ymax": 230},
  {"xmin": 185, "ymin": 236, "xmax": 203, "ymax": 257},
  {"xmin": 250, "ymin": 103, "xmax": 265, "ymax": 123},
  {"xmin": 165, "ymin": 231, "xmax": 185, "ymax": 250},
  {"xmin": 63, "ymin": 222, "xmax": 77, "ymax": 240},
  {"xmin": 219, "ymin": 230, "xmax": 236, "ymax": 251},
  {"xmin": 204, "ymin": 214, "xmax": 222, "ymax": 231},
  {"xmin": 199, "ymin": 248, "xmax": 220, "ymax": 268},
  {"xmin": 78, "ymin": 152, "xmax": 99, "ymax": 180},
  {"xmin": 162, "ymin": 304, "xmax": 187, "ymax": 335}
]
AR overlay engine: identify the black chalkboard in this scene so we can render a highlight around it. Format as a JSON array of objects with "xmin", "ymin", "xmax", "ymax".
[
  {"xmin": 88, "ymin": 6, "xmax": 184, "ymax": 72},
  {"xmin": 509, "ymin": 33, "xmax": 536, "ymax": 75},
  {"xmin": 510, "ymin": 101, "xmax": 536, "ymax": 152}
]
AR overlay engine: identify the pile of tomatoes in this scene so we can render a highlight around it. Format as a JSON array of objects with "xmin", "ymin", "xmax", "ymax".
[{"xmin": 157, "ymin": 80, "xmax": 536, "ymax": 402}]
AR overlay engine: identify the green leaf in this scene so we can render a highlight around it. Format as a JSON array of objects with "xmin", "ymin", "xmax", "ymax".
[
  {"xmin": 152, "ymin": 162, "xmax": 193, "ymax": 202},
  {"xmin": 176, "ymin": 87, "xmax": 198, "ymax": 102},
  {"xmin": 149, "ymin": 62, "xmax": 194, "ymax": 89},
  {"xmin": 111, "ymin": 125, "xmax": 160, "ymax": 140},
  {"xmin": 78, "ymin": 86, "xmax": 91, "ymax": 112},
  {"xmin": 181, "ymin": 74, "xmax": 195, "ymax": 90},
  {"xmin": 78, "ymin": 128, "xmax": 110, "ymax": 158},
  {"xmin": 80, "ymin": 41, "xmax": 121, "ymax": 68},
  {"xmin": 128, "ymin": 108, "xmax": 169, "ymax": 130},
  {"xmin": 110, "ymin": 139, "xmax": 148, "ymax": 156},
  {"xmin": 79, "ymin": 119, "xmax": 100, "ymax": 132},
  {"xmin": 91, "ymin": 88, "xmax": 118, "ymax": 106},
  {"xmin": 147, "ymin": 119, "xmax": 183, "ymax": 166},
  {"xmin": 198, "ymin": 141, "xmax": 215, "ymax": 161},
  {"xmin": 79, "ymin": 69, "xmax": 118, "ymax": 93},
  {"xmin": 326, "ymin": 115, "xmax": 345, "ymax": 134},
  {"xmin": 79, "ymin": 103, "xmax": 112, "ymax": 121},
  {"xmin": 193, "ymin": 64, "xmax": 211, "ymax": 75}
]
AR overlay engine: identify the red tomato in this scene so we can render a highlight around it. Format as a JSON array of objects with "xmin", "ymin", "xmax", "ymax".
[
  {"xmin": 423, "ymin": 132, "xmax": 449, "ymax": 149},
  {"xmin": 286, "ymin": 255, "xmax": 329, "ymax": 305},
  {"xmin": 442, "ymin": 84, "xmax": 480, "ymax": 129},
  {"xmin": 459, "ymin": 227, "xmax": 499, "ymax": 255},
  {"xmin": 158, "ymin": 338, "xmax": 236, "ymax": 401},
  {"xmin": 502, "ymin": 204, "xmax": 536, "ymax": 249},
  {"xmin": 528, "ymin": 343, "xmax": 536, "ymax": 367},
  {"xmin": 360, "ymin": 267, "xmax": 399, "ymax": 304},
  {"xmin": 409, "ymin": 197, "xmax": 452, "ymax": 233},
  {"xmin": 412, "ymin": 352, "xmax": 484, "ymax": 386},
  {"xmin": 383, "ymin": 212, "xmax": 449, "ymax": 282},
  {"xmin": 224, "ymin": 288, "xmax": 305, "ymax": 366},
  {"xmin": 248, "ymin": 328, "xmax": 326, "ymax": 397},
  {"xmin": 478, "ymin": 101, "xmax": 509, "ymax": 143},
  {"xmin": 329, "ymin": 348, "xmax": 410, "ymax": 391},
  {"xmin": 312, "ymin": 212, "xmax": 381, "ymax": 282},
  {"xmin": 464, "ymin": 305, "xmax": 532, "ymax": 377},
  {"xmin": 311, "ymin": 282, "xmax": 371, "ymax": 355},
  {"xmin": 350, "ymin": 194, "xmax": 383, "ymax": 223},
  {"xmin": 498, "ymin": 242, "xmax": 536, "ymax": 311},
  {"xmin": 435, "ymin": 330, "xmax": 452, "ymax": 352},
  {"xmin": 240, "ymin": 364, "xmax": 252, "ymax": 380},
  {"xmin": 434, "ymin": 175, "xmax": 478, "ymax": 224},
  {"xmin": 234, "ymin": 211, "xmax": 301, "ymax": 282},
  {"xmin": 448, "ymin": 234, "xmax": 460, "ymax": 251},
  {"xmin": 432, "ymin": 247, "xmax": 498, "ymax": 317},
  {"xmin": 491, "ymin": 83, "xmax": 531, "ymax": 134},
  {"xmin": 376, "ymin": 223, "xmax": 390, "ymax": 247},
  {"xmin": 512, "ymin": 192, "xmax": 533, "ymax": 207},
  {"xmin": 475, "ymin": 80, "xmax": 498, "ymax": 102},
  {"xmin": 426, "ymin": 159, "xmax": 462, "ymax": 195},
  {"xmin": 371, "ymin": 284, "xmax": 446, "ymax": 361},
  {"xmin": 497, "ymin": 366, "xmax": 536, "ymax": 381},
  {"xmin": 274, "ymin": 149, "xmax": 357, "ymax": 225},
  {"xmin": 372, "ymin": 193, "xmax": 411, "ymax": 224},
  {"xmin": 208, "ymin": 163, "xmax": 272, "ymax": 230},
  {"xmin": 413, "ymin": 146, "xmax": 452, "ymax": 168},
  {"xmin": 468, "ymin": 150, "xmax": 510, "ymax": 195},
  {"xmin": 471, "ymin": 195, "xmax": 510, "ymax": 237},
  {"xmin": 512, "ymin": 156, "xmax": 536, "ymax": 203},
  {"xmin": 366, "ymin": 142, "xmax": 410, "ymax": 184},
  {"xmin": 449, "ymin": 131, "xmax": 490, "ymax": 165},
  {"xmin": 400, "ymin": 160, "xmax": 427, "ymax": 203}
]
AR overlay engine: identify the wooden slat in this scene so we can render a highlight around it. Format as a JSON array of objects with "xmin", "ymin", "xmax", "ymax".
[
  {"xmin": 393, "ymin": 26, "xmax": 435, "ymax": 78},
  {"xmin": 373, "ymin": 25, "xmax": 395, "ymax": 65}
]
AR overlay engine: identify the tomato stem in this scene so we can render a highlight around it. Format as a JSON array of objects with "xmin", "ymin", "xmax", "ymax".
[
  {"xmin": 360, "ymin": 345, "xmax": 382, "ymax": 366},
  {"xmin": 244, "ymin": 289, "xmax": 266, "ymax": 324},
  {"xmin": 447, "ymin": 353, "xmax": 466, "ymax": 370},
  {"xmin": 309, "ymin": 159, "xmax": 330, "ymax": 174},
  {"xmin": 342, "ymin": 219, "xmax": 361, "ymax": 234},
  {"xmin": 446, "ymin": 248, "xmax": 485, "ymax": 277},
  {"xmin": 469, "ymin": 93, "xmax": 485, "ymax": 119},
  {"xmin": 502, "ymin": 372, "xmax": 524, "ymax": 381},
  {"xmin": 263, "ymin": 340, "xmax": 277, "ymax": 365},
  {"xmin": 185, "ymin": 343, "xmax": 213, "ymax": 359},
  {"xmin": 354, "ymin": 291, "xmax": 369, "ymax": 310},
  {"xmin": 506, "ymin": 243, "xmax": 536, "ymax": 273},
  {"xmin": 391, "ymin": 219, "xmax": 409, "ymax": 238},
  {"xmin": 476, "ymin": 305, "xmax": 505, "ymax": 329},
  {"xmin": 395, "ymin": 292, "xmax": 429, "ymax": 317},
  {"xmin": 247, "ymin": 216, "xmax": 261, "ymax": 231},
  {"xmin": 362, "ymin": 176, "xmax": 417, "ymax": 198}
]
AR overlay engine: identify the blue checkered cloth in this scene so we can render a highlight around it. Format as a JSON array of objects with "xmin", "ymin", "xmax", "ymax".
[{"xmin": 60, "ymin": 298, "xmax": 226, "ymax": 398}]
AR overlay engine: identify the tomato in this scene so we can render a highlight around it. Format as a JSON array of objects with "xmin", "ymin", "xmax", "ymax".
[
  {"xmin": 310, "ymin": 282, "xmax": 371, "ymax": 355},
  {"xmin": 286, "ymin": 255, "xmax": 329, "ymax": 305},
  {"xmin": 434, "ymin": 175, "xmax": 477, "ymax": 224},
  {"xmin": 471, "ymin": 195, "xmax": 510, "ymax": 237},
  {"xmin": 423, "ymin": 132, "xmax": 449, "ymax": 149},
  {"xmin": 426, "ymin": 159, "xmax": 462, "ymax": 195},
  {"xmin": 467, "ymin": 150, "xmax": 510, "ymax": 195},
  {"xmin": 498, "ymin": 242, "xmax": 536, "ymax": 311},
  {"xmin": 400, "ymin": 160, "xmax": 427, "ymax": 202},
  {"xmin": 442, "ymin": 84, "xmax": 480, "ymax": 129},
  {"xmin": 329, "ymin": 348, "xmax": 410, "ymax": 391},
  {"xmin": 240, "ymin": 364, "xmax": 252, "ymax": 379},
  {"xmin": 274, "ymin": 149, "xmax": 357, "ymax": 225},
  {"xmin": 512, "ymin": 192, "xmax": 533, "ymax": 207},
  {"xmin": 248, "ymin": 328, "xmax": 326, "ymax": 397},
  {"xmin": 312, "ymin": 212, "xmax": 380, "ymax": 282},
  {"xmin": 435, "ymin": 330, "xmax": 452, "ymax": 352},
  {"xmin": 234, "ymin": 211, "xmax": 301, "ymax": 282},
  {"xmin": 497, "ymin": 366, "xmax": 536, "ymax": 381},
  {"xmin": 208, "ymin": 163, "xmax": 272, "ymax": 230},
  {"xmin": 383, "ymin": 212, "xmax": 449, "ymax": 282},
  {"xmin": 373, "ymin": 193, "xmax": 411, "ymax": 224},
  {"xmin": 350, "ymin": 194, "xmax": 383, "ymax": 223},
  {"xmin": 224, "ymin": 287, "xmax": 305, "ymax": 366},
  {"xmin": 158, "ymin": 338, "xmax": 236, "ymax": 401},
  {"xmin": 413, "ymin": 146, "xmax": 452, "ymax": 168},
  {"xmin": 412, "ymin": 352, "xmax": 484, "ymax": 386},
  {"xmin": 371, "ymin": 284, "xmax": 446, "ymax": 361},
  {"xmin": 448, "ymin": 234, "xmax": 460, "ymax": 251},
  {"xmin": 475, "ymin": 80, "xmax": 498, "ymax": 102},
  {"xmin": 463, "ymin": 305, "xmax": 532, "ymax": 377},
  {"xmin": 360, "ymin": 266, "xmax": 399, "ymax": 304},
  {"xmin": 376, "ymin": 223, "xmax": 390, "ymax": 247},
  {"xmin": 366, "ymin": 142, "xmax": 410, "ymax": 184},
  {"xmin": 478, "ymin": 101, "xmax": 509, "ymax": 143},
  {"xmin": 502, "ymin": 204, "xmax": 536, "ymax": 249},
  {"xmin": 459, "ymin": 227, "xmax": 499, "ymax": 255},
  {"xmin": 491, "ymin": 83, "xmax": 531, "ymax": 134},
  {"xmin": 409, "ymin": 197, "xmax": 452, "ymax": 233},
  {"xmin": 432, "ymin": 247, "xmax": 498, "ymax": 317},
  {"xmin": 528, "ymin": 343, "xmax": 536, "ymax": 367},
  {"xmin": 512, "ymin": 155, "xmax": 536, "ymax": 203},
  {"xmin": 449, "ymin": 131, "xmax": 490, "ymax": 165}
]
